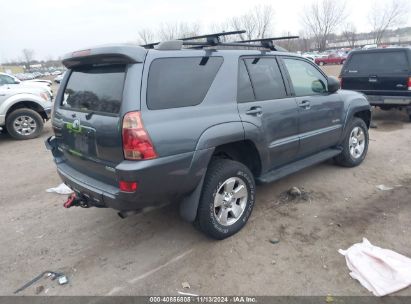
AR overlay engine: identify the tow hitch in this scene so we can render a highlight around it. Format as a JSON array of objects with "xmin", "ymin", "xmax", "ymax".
[{"xmin": 63, "ymin": 193, "xmax": 89, "ymax": 208}]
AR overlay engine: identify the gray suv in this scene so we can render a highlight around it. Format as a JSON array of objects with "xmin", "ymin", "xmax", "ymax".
[{"xmin": 46, "ymin": 33, "xmax": 371, "ymax": 239}]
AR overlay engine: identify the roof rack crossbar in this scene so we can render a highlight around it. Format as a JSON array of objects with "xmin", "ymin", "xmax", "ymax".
[
  {"xmin": 237, "ymin": 36, "xmax": 300, "ymax": 43},
  {"xmin": 142, "ymin": 30, "xmax": 246, "ymax": 49}
]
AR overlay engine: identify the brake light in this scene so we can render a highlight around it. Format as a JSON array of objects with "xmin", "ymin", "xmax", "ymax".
[
  {"xmin": 408, "ymin": 77, "xmax": 411, "ymax": 91},
  {"xmin": 72, "ymin": 49, "xmax": 91, "ymax": 57},
  {"xmin": 122, "ymin": 111, "xmax": 157, "ymax": 160},
  {"xmin": 119, "ymin": 180, "xmax": 138, "ymax": 192}
]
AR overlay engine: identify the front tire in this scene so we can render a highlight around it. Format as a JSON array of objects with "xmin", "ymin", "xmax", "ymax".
[
  {"xmin": 195, "ymin": 159, "xmax": 256, "ymax": 240},
  {"xmin": 334, "ymin": 118, "xmax": 369, "ymax": 167},
  {"xmin": 6, "ymin": 108, "xmax": 44, "ymax": 140}
]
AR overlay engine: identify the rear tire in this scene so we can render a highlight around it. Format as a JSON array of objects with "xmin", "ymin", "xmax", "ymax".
[
  {"xmin": 334, "ymin": 118, "xmax": 369, "ymax": 167},
  {"xmin": 6, "ymin": 108, "xmax": 44, "ymax": 140},
  {"xmin": 195, "ymin": 159, "xmax": 256, "ymax": 240}
]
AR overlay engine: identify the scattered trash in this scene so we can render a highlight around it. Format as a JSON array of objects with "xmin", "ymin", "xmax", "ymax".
[
  {"xmin": 14, "ymin": 271, "xmax": 68, "ymax": 294},
  {"xmin": 376, "ymin": 184, "xmax": 394, "ymax": 191},
  {"xmin": 339, "ymin": 238, "xmax": 411, "ymax": 296},
  {"xmin": 288, "ymin": 186, "xmax": 302, "ymax": 198},
  {"xmin": 277, "ymin": 186, "xmax": 312, "ymax": 203},
  {"xmin": 46, "ymin": 183, "xmax": 73, "ymax": 195},
  {"xmin": 58, "ymin": 276, "xmax": 68, "ymax": 285},
  {"xmin": 269, "ymin": 238, "xmax": 280, "ymax": 245},
  {"xmin": 325, "ymin": 295, "xmax": 334, "ymax": 303},
  {"xmin": 35, "ymin": 285, "xmax": 44, "ymax": 295},
  {"xmin": 181, "ymin": 282, "xmax": 190, "ymax": 289},
  {"xmin": 178, "ymin": 291, "xmax": 199, "ymax": 296},
  {"xmin": 271, "ymin": 260, "xmax": 276, "ymax": 265}
]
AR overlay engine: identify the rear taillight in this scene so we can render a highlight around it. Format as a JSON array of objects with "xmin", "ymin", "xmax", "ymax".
[
  {"xmin": 122, "ymin": 111, "xmax": 157, "ymax": 160},
  {"xmin": 408, "ymin": 77, "xmax": 411, "ymax": 91}
]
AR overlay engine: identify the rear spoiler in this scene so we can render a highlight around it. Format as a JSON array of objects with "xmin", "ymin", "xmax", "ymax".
[{"xmin": 62, "ymin": 45, "xmax": 147, "ymax": 68}]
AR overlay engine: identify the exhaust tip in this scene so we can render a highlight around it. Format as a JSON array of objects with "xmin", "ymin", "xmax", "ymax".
[{"xmin": 118, "ymin": 210, "xmax": 140, "ymax": 219}]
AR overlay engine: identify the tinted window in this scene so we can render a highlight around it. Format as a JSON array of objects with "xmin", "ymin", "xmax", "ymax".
[
  {"xmin": 244, "ymin": 58, "xmax": 287, "ymax": 101},
  {"xmin": 147, "ymin": 57, "xmax": 223, "ymax": 110},
  {"xmin": 237, "ymin": 60, "xmax": 255, "ymax": 102},
  {"xmin": 62, "ymin": 65, "xmax": 126, "ymax": 114},
  {"xmin": 283, "ymin": 58, "xmax": 327, "ymax": 97},
  {"xmin": 0, "ymin": 75, "xmax": 16, "ymax": 85},
  {"xmin": 345, "ymin": 51, "xmax": 408, "ymax": 74}
]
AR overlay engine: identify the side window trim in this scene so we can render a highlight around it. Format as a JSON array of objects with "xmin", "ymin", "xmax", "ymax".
[
  {"xmin": 242, "ymin": 58, "xmax": 257, "ymax": 100},
  {"xmin": 279, "ymin": 56, "xmax": 329, "ymax": 97}
]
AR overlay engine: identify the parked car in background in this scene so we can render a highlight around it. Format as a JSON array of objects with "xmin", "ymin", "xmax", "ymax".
[
  {"xmin": 315, "ymin": 53, "xmax": 347, "ymax": 66},
  {"xmin": 0, "ymin": 74, "xmax": 52, "ymax": 139},
  {"xmin": 340, "ymin": 48, "xmax": 411, "ymax": 121},
  {"xmin": 46, "ymin": 43, "xmax": 370, "ymax": 239},
  {"xmin": 54, "ymin": 72, "xmax": 65, "ymax": 83}
]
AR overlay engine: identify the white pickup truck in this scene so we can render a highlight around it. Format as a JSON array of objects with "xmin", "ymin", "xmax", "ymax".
[{"xmin": 0, "ymin": 73, "xmax": 53, "ymax": 140}]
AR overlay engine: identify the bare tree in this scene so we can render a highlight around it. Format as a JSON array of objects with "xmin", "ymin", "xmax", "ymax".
[
  {"xmin": 138, "ymin": 28, "xmax": 155, "ymax": 45},
  {"xmin": 342, "ymin": 23, "xmax": 357, "ymax": 48},
  {"xmin": 158, "ymin": 22, "xmax": 200, "ymax": 41},
  {"xmin": 22, "ymin": 49, "xmax": 34, "ymax": 70},
  {"xmin": 301, "ymin": 0, "xmax": 347, "ymax": 51},
  {"xmin": 368, "ymin": 0, "xmax": 409, "ymax": 44},
  {"xmin": 230, "ymin": 5, "xmax": 274, "ymax": 40}
]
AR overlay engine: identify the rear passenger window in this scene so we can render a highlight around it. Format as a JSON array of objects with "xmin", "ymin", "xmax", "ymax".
[
  {"xmin": 147, "ymin": 57, "xmax": 223, "ymax": 110},
  {"xmin": 244, "ymin": 58, "xmax": 287, "ymax": 101},
  {"xmin": 237, "ymin": 60, "xmax": 255, "ymax": 102},
  {"xmin": 346, "ymin": 51, "xmax": 408, "ymax": 74}
]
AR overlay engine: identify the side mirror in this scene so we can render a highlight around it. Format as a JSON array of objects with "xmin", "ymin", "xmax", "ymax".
[{"xmin": 327, "ymin": 76, "xmax": 340, "ymax": 93}]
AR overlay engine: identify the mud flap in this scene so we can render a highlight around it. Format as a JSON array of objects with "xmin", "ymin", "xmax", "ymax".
[{"xmin": 179, "ymin": 174, "xmax": 205, "ymax": 222}]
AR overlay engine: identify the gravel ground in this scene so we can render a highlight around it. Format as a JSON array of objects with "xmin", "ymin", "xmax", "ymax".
[{"xmin": 0, "ymin": 67, "xmax": 410, "ymax": 296}]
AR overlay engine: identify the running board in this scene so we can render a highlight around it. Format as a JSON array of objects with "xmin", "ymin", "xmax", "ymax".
[{"xmin": 257, "ymin": 149, "xmax": 342, "ymax": 184}]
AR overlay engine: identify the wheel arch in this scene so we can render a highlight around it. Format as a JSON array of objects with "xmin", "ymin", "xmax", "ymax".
[{"xmin": 6, "ymin": 100, "xmax": 48, "ymax": 121}]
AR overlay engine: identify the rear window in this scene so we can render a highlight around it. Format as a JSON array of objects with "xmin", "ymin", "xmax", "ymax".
[
  {"xmin": 62, "ymin": 64, "xmax": 126, "ymax": 114},
  {"xmin": 147, "ymin": 57, "xmax": 223, "ymax": 110},
  {"xmin": 345, "ymin": 51, "xmax": 409, "ymax": 75}
]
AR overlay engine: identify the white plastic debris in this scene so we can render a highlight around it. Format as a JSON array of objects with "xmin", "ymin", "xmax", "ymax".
[
  {"xmin": 339, "ymin": 238, "xmax": 411, "ymax": 296},
  {"xmin": 46, "ymin": 183, "xmax": 73, "ymax": 195},
  {"xmin": 376, "ymin": 184, "xmax": 394, "ymax": 191}
]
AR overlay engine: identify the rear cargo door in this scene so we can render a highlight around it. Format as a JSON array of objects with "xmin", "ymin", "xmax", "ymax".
[
  {"xmin": 53, "ymin": 64, "xmax": 127, "ymax": 186},
  {"xmin": 342, "ymin": 51, "xmax": 410, "ymax": 96}
]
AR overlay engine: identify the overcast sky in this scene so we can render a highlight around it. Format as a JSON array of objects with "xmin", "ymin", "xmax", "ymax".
[{"xmin": 0, "ymin": 0, "xmax": 410, "ymax": 62}]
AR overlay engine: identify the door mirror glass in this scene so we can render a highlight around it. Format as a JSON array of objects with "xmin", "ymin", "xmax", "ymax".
[
  {"xmin": 327, "ymin": 76, "xmax": 340, "ymax": 93},
  {"xmin": 312, "ymin": 79, "xmax": 327, "ymax": 93}
]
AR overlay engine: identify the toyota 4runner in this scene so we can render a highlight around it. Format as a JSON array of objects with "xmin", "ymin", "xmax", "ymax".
[{"xmin": 46, "ymin": 33, "xmax": 371, "ymax": 239}]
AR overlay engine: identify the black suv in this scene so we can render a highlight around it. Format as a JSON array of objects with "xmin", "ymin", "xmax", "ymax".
[
  {"xmin": 340, "ymin": 47, "xmax": 411, "ymax": 120},
  {"xmin": 46, "ymin": 34, "xmax": 371, "ymax": 239}
]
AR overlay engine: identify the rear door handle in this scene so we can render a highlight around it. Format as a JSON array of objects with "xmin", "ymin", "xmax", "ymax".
[
  {"xmin": 298, "ymin": 100, "xmax": 311, "ymax": 109},
  {"xmin": 245, "ymin": 106, "xmax": 263, "ymax": 116}
]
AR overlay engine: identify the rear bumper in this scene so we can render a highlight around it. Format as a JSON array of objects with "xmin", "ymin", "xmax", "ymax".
[
  {"xmin": 46, "ymin": 136, "xmax": 212, "ymax": 211},
  {"xmin": 365, "ymin": 95, "xmax": 411, "ymax": 106}
]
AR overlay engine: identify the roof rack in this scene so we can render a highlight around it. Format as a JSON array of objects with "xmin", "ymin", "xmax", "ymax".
[
  {"xmin": 235, "ymin": 36, "xmax": 300, "ymax": 51},
  {"xmin": 141, "ymin": 31, "xmax": 299, "ymax": 51},
  {"xmin": 142, "ymin": 30, "xmax": 246, "ymax": 49}
]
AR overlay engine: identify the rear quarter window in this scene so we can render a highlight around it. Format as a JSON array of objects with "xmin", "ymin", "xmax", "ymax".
[
  {"xmin": 62, "ymin": 64, "xmax": 126, "ymax": 114},
  {"xmin": 147, "ymin": 57, "xmax": 223, "ymax": 110},
  {"xmin": 345, "ymin": 51, "xmax": 409, "ymax": 75}
]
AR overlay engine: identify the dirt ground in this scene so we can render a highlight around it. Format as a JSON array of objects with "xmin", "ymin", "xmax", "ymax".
[{"xmin": 0, "ymin": 66, "xmax": 411, "ymax": 296}]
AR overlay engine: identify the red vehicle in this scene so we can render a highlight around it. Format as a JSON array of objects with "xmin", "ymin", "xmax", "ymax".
[{"xmin": 315, "ymin": 53, "xmax": 347, "ymax": 66}]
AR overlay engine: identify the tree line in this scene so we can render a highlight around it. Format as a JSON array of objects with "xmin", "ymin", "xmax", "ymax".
[{"xmin": 138, "ymin": 0, "xmax": 409, "ymax": 52}]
